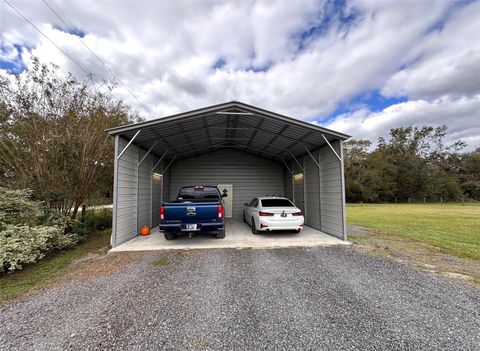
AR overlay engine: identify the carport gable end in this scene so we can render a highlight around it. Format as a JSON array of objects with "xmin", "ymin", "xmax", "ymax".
[{"xmin": 107, "ymin": 101, "xmax": 350, "ymax": 248}]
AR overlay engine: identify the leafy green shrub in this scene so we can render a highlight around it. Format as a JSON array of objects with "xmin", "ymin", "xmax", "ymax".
[
  {"xmin": 72, "ymin": 208, "xmax": 112, "ymax": 238},
  {"xmin": 0, "ymin": 225, "xmax": 77, "ymax": 271},
  {"xmin": 0, "ymin": 188, "xmax": 41, "ymax": 228},
  {"xmin": 0, "ymin": 187, "xmax": 78, "ymax": 272}
]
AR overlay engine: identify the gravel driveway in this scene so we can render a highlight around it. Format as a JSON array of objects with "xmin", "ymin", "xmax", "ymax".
[{"xmin": 1, "ymin": 246, "xmax": 479, "ymax": 351}]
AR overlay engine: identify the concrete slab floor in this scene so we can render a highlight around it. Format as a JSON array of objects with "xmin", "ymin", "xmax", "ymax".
[{"xmin": 110, "ymin": 219, "xmax": 349, "ymax": 252}]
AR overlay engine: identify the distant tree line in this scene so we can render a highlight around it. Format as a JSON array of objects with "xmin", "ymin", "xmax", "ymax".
[{"xmin": 344, "ymin": 126, "xmax": 480, "ymax": 203}]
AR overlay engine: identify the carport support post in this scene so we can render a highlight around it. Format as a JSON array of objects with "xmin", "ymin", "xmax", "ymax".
[
  {"xmin": 150, "ymin": 157, "xmax": 153, "ymax": 228},
  {"xmin": 135, "ymin": 146, "xmax": 139, "ymax": 235},
  {"xmin": 303, "ymin": 156, "xmax": 307, "ymax": 222},
  {"xmin": 112, "ymin": 135, "xmax": 119, "ymax": 247},
  {"xmin": 318, "ymin": 149, "xmax": 322, "ymax": 232},
  {"xmin": 339, "ymin": 140, "xmax": 347, "ymax": 241}
]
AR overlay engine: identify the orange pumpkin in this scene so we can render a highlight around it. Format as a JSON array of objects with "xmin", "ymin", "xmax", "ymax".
[{"xmin": 140, "ymin": 226, "xmax": 150, "ymax": 236}]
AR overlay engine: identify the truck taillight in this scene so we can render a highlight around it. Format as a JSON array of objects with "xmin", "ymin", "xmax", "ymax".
[
  {"xmin": 292, "ymin": 211, "xmax": 303, "ymax": 216},
  {"xmin": 160, "ymin": 206, "xmax": 165, "ymax": 220},
  {"xmin": 218, "ymin": 205, "xmax": 223, "ymax": 218},
  {"xmin": 259, "ymin": 211, "xmax": 274, "ymax": 216}
]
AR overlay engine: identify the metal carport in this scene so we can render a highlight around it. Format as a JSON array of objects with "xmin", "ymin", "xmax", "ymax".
[{"xmin": 107, "ymin": 101, "xmax": 350, "ymax": 247}]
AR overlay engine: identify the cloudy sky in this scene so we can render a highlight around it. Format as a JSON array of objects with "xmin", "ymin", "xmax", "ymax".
[{"xmin": 1, "ymin": 0, "xmax": 479, "ymax": 149}]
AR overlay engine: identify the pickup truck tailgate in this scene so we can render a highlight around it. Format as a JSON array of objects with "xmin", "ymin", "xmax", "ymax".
[{"xmin": 164, "ymin": 203, "xmax": 219, "ymax": 224}]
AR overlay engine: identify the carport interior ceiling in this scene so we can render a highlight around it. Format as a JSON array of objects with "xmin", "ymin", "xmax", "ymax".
[{"xmin": 107, "ymin": 101, "xmax": 350, "ymax": 165}]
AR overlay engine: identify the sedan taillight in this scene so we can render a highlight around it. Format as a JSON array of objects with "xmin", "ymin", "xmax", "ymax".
[
  {"xmin": 259, "ymin": 211, "xmax": 274, "ymax": 216},
  {"xmin": 292, "ymin": 211, "xmax": 303, "ymax": 216},
  {"xmin": 160, "ymin": 206, "xmax": 165, "ymax": 220}
]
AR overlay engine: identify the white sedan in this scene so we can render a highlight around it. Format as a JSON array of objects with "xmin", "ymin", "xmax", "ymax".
[{"xmin": 243, "ymin": 196, "xmax": 304, "ymax": 234}]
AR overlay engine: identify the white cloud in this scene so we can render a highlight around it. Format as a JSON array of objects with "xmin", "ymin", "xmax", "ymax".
[
  {"xmin": 0, "ymin": 0, "xmax": 479, "ymax": 146},
  {"xmin": 381, "ymin": 1, "xmax": 480, "ymax": 99},
  {"xmin": 326, "ymin": 95, "xmax": 480, "ymax": 150}
]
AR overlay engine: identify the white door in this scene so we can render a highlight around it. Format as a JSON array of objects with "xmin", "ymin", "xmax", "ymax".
[{"xmin": 217, "ymin": 184, "xmax": 233, "ymax": 218}]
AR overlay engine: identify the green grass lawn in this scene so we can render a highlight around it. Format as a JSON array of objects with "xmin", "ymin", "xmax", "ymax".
[
  {"xmin": 347, "ymin": 204, "xmax": 480, "ymax": 261},
  {"xmin": 0, "ymin": 229, "xmax": 111, "ymax": 305}
]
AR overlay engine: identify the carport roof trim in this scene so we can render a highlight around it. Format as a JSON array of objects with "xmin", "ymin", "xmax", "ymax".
[{"xmin": 107, "ymin": 101, "xmax": 350, "ymax": 140}]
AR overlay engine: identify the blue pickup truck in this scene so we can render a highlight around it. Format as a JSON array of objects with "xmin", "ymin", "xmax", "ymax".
[{"xmin": 159, "ymin": 185, "xmax": 226, "ymax": 240}]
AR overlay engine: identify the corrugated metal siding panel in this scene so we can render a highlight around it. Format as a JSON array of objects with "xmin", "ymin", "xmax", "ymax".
[
  {"xmin": 114, "ymin": 137, "xmax": 138, "ymax": 245},
  {"xmin": 283, "ymin": 167, "xmax": 292, "ymax": 201},
  {"xmin": 169, "ymin": 149, "xmax": 284, "ymax": 218},
  {"xmin": 304, "ymin": 150, "xmax": 321, "ymax": 230},
  {"xmin": 163, "ymin": 167, "xmax": 171, "ymax": 202},
  {"xmin": 137, "ymin": 148, "xmax": 152, "ymax": 231},
  {"xmin": 319, "ymin": 141, "xmax": 344, "ymax": 239}
]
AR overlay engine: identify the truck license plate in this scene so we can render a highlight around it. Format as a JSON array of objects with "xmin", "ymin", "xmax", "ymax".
[{"xmin": 185, "ymin": 224, "xmax": 198, "ymax": 230}]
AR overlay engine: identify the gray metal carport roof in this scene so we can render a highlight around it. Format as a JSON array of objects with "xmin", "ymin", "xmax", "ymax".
[{"xmin": 107, "ymin": 101, "xmax": 350, "ymax": 168}]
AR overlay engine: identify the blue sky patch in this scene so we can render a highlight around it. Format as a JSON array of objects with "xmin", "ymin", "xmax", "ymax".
[
  {"xmin": 213, "ymin": 58, "xmax": 226, "ymax": 70},
  {"xmin": 317, "ymin": 90, "xmax": 408, "ymax": 125},
  {"xmin": 0, "ymin": 43, "xmax": 27, "ymax": 74},
  {"xmin": 359, "ymin": 90, "xmax": 408, "ymax": 112},
  {"xmin": 295, "ymin": 0, "xmax": 359, "ymax": 52},
  {"xmin": 245, "ymin": 62, "xmax": 271, "ymax": 73},
  {"xmin": 424, "ymin": 0, "xmax": 470, "ymax": 35},
  {"xmin": 53, "ymin": 24, "xmax": 86, "ymax": 38}
]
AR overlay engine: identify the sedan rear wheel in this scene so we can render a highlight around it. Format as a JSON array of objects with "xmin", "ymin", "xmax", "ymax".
[{"xmin": 251, "ymin": 218, "xmax": 259, "ymax": 234}]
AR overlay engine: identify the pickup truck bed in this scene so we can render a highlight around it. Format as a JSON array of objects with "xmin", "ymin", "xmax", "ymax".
[{"xmin": 159, "ymin": 186, "xmax": 226, "ymax": 240}]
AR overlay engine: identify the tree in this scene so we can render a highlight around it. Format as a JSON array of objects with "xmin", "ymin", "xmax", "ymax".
[
  {"xmin": 344, "ymin": 126, "xmax": 469, "ymax": 202},
  {"xmin": 0, "ymin": 58, "xmax": 140, "ymax": 219},
  {"xmin": 376, "ymin": 126, "xmax": 465, "ymax": 201},
  {"xmin": 344, "ymin": 139, "xmax": 371, "ymax": 201},
  {"xmin": 454, "ymin": 148, "xmax": 480, "ymax": 199}
]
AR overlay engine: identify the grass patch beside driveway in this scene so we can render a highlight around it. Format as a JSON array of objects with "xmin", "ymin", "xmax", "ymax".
[
  {"xmin": 347, "ymin": 203, "xmax": 480, "ymax": 260},
  {"xmin": 0, "ymin": 229, "xmax": 111, "ymax": 305},
  {"xmin": 347, "ymin": 204, "xmax": 480, "ymax": 283}
]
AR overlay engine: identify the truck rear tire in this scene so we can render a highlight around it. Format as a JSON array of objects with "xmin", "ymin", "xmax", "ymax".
[
  {"xmin": 164, "ymin": 232, "xmax": 177, "ymax": 240},
  {"xmin": 216, "ymin": 230, "xmax": 225, "ymax": 239}
]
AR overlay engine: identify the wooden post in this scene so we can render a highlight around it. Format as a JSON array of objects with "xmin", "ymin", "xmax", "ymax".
[
  {"xmin": 423, "ymin": 197, "xmax": 426, "ymax": 204},
  {"xmin": 395, "ymin": 197, "xmax": 397, "ymax": 204},
  {"xmin": 408, "ymin": 197, "xmax": 411, "ymax": 204},
  {"xmin": 440, "ymin": 197, "xmax": 443, "ymax": 206},
  {"xmin": 462, "ymin": 197, "xmax": 464, "ymax": 206}
]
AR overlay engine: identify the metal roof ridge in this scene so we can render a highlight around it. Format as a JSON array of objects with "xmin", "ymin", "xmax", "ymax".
[{"xmin": 106, "ymin": 101, "xmax": 351, "ymax": 140}]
